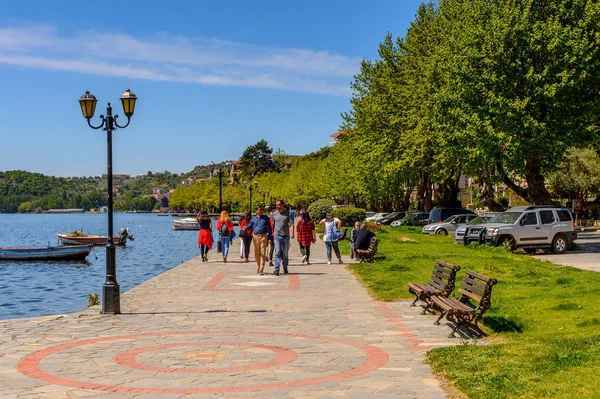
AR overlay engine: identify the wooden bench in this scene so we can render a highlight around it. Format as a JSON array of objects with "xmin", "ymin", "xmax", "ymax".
[
  {"xmin": 431, "ymin": 270, "xmax": 498, "ymax": 338},
  {"xmin": 354, "ymin": 237, "xmax": 379, "ymax": 263},
  {"xmin": 407, "ymin": 260, "xmax": 461, "ymax": 314}
]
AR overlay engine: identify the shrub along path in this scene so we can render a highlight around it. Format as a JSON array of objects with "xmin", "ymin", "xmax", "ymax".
[{"xmin": 349, "ymin": 226, "xmax": 600, "ymax": 399}]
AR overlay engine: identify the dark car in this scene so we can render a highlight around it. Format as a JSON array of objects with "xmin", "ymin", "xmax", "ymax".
[
  {"xmin": 391, "ymin": 212, "xmax": 430, "ymax": 227},
  {"xmin": 428, "ymin": 208, "xmax": 476, "ymax": 223},
  {"xmin": 375, "ymin": 212, "xmax": 405, "ymax": 225}
]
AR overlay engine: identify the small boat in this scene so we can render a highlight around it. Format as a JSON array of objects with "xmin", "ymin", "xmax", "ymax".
[
  {"xmin": 172, "ymin": 218, "xmax": 200, "ymax": 230},
  {"xmin": 0, "ymin": 245, "xmax": 93, "ymax": 261},
  {"xmin": 57, "ymin": 228, "xmax": 133, "ymax": 246}
]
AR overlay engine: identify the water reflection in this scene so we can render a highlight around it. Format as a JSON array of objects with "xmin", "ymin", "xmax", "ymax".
[{"xmin": 0, "ymin": 214, "xmax": 232, "ymax": 320}]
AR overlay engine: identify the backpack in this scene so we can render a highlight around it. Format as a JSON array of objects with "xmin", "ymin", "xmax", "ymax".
[{"xmin": 219, "ymin": 222, "xmax": 230, "ymax": 236}]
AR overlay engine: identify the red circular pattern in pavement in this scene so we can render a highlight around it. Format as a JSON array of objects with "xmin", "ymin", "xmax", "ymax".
[
  {"xmin": 114, "ymin": 341, "xmax": 298, "ymax": 373},
  {"xmin": 17, "ymin": 330, "xmax": 389, "ymax": 394}
]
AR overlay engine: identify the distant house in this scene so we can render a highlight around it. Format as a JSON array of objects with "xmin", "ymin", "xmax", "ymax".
[
  {"xmin": 330, "ymin": 130, "xmax": 345, "ymax": 145},
  {"xmin": 181, "ymin": 177, "xmax": 196, "ymax": 187}
]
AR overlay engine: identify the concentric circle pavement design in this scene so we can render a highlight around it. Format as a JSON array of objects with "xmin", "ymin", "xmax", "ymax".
[{"xmin": 17, "ymin": 330, "xmax": 389, "ymax": 394}]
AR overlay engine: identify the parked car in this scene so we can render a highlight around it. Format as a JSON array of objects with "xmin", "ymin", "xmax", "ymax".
[
  {"xmin": 422, "ymin": 214, "xmax": 480, "ymax": 235},
  {"xmin": 375, "ymin": 212, "xmax": 405, "ymax": 225},
  {"xmin": 365, "ymin": 212, "xmax": 389, "ymax": 222},
  {"xmin": 390, "ymin": 212, "xmax": 430, "ymax": 227},
  {"xmin": 428, "ymin": 207, "xmax": 477, "ymax": 223},
  {"xmin": 469, "ymin": 206, "xmax": 576, "ymax": 254},
  {"xmin": 454, "ymin": 215, "xmax": 494, "ymax": 244}
]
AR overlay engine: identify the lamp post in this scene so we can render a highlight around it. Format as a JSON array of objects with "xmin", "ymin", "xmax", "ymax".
[
  {"xmin": 79, "ymin": 88, "xmax": 137, "ymax": 315},
  {"xmin": 244, "ymin": 181, "xmax": 258, "ymax": 211},
  {"xmin": 258, "ymin": 189, "xmax": 263, "ymax": 207},
  {"xmin": 210, "ymin": 161, "xmax": 224, "ymax": 211},
  {"xmin": 266, "ymin": 190, "xmax": 270, "ymax": 207}
]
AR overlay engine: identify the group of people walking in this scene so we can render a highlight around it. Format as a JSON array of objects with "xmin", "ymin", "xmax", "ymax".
[{"xmin": 195, "ymin": 204, "xmax": 373, "ymax": 271}]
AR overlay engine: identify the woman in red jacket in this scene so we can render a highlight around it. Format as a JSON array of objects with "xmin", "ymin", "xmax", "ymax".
[
  {"xmin": 196, "ymin": 210, "xmax": 213, "ymax": 262},
  {"xmin": 216, "ymin": 210, "xmax": 235, "ymax": 263}
]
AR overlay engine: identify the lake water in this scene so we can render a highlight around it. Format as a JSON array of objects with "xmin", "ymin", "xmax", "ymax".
[{"xmin": 0, "ymin": 213, "xmax": 235, "ymax": 320}]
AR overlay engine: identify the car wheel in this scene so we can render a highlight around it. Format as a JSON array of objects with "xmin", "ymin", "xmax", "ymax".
[
  {"xmin": 436, "ymin": 229, "xmax": 448, "ymax": 235},
  {"xmin": 552, "ymin": 235, "xmax": 568, "ymax": 254},
  {"xmin": 499, "ymin": 236, "xmax": 516, "ymax": 252}
]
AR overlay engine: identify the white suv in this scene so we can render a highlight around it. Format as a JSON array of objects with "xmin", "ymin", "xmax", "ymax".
[{"xmin": 475, "ymin": 206, "xmax": 577, "ymax": 254}]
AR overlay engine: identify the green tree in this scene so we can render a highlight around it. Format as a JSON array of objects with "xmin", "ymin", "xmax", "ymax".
[
  {"xmin": 548, "ymin": 148, "xmax": 600, "ymax": 204},
  {"xmin": 238, "ymin": 140, "xmax": 276, "ymax": 178}
]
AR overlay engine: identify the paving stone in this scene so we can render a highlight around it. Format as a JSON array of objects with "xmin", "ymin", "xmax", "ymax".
[{"xmin": 0, "ymin": 236, "xmax": 462, "ymax": 398}]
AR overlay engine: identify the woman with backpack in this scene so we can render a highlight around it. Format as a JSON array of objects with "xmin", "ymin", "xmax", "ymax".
[
  {"xmin": 216, "ymin": 210, "xmax": 235, "ymax": 263},
  {"xmin": 238, "ymin": 211, "xmax": 253, "ymax": 263},
  {"xmin": 319, "ymin": 212, "xmax": 343, "ymax": 265},
  {"xmin": 196, "ymin": 210, "xmax": 213, "ymax": 262}
]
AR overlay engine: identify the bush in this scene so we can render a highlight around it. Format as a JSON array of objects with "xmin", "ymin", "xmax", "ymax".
[
  {"xmin": 332, "ymin": 207, "xmax": 366, "ymax": 226},
  {"xmin": 497, "ymin": 196, "xmax": 510, "ymax": 210},
  {"xmin": 307, "ymin": 198, "xmax": 336, "ymax": 222}
]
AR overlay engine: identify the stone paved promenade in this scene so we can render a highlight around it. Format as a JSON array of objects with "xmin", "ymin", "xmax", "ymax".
[{"xmin": 0, "ymin": 237, "xmax": 459, "ymax": 398}]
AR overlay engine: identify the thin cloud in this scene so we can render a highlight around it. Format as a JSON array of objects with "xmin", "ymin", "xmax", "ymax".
[{"xmin": 0, "ymin": 25, "xmax": 358, "ymax": 96}]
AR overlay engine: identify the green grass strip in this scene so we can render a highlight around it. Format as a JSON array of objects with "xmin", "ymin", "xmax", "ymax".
[{"xmin": 347, "ymin": 226, "xmax": 600, "ymax": 399}]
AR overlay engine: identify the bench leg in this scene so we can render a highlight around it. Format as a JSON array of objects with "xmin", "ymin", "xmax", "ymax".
[
  {"xmin": 410, "ymin": 295, "xmax": 419, "ymax": 307},
  {"xmin": 433, "ymin": 311, "xmax": 446, "ymax": 325},
  {"xmin": 448, "ymin": 323, "xmax": 458, "ymax": 338}
]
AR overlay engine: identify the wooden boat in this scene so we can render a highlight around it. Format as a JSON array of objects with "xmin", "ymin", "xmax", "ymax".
[
  {"xmin": 172, "ymin": 218, "xmax": 200, "ymax": 230},
  {"xmin": 56, "ymin": 228, "xmax": 133, "ymax": 246},
  {"xmin": 0, "ymin": 245, "xmax": 93, "ymax": 261}
]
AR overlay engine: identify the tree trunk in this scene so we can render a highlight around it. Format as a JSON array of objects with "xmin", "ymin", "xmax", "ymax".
[
  {"xmin": 524, "ymin": 153, "xmax": 552, "ymax": 204},
  {"xmin": 416, "ymin": 172, "xmax": 429, "ymax": 211}
]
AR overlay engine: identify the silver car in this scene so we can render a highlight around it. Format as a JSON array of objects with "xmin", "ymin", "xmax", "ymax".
[
  {"xmin": 454, "ymin": 216, "xmax": 493, "ymax": 243},
  {"xmin": 422, "ymin": 214, "xmax": 479, "ymax": 236}
]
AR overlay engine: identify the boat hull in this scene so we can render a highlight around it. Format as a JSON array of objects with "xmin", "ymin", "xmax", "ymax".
[
  {"xmin": 172, "ymin": 218, "xmax": 200, "ymax": 230},
  {"xmin": 0, "ymin": 245, "xmax": 93, "ymax": 261},
  {"xmin": 57, "ymin": 234, "xmax": 126, "ymax": 246}
]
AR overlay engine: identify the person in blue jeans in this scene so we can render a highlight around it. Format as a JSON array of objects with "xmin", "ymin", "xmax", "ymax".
[
  {"xmin": 270, "ymin": 200, "xmax": 295, "ymax": 275},
  {"xmin": 319, "ymin": 213, "xmax": 343, "ymax": 264},
  {"xmin": 216, "ymin": 211, "xmax": 234, "ymax": 263}
]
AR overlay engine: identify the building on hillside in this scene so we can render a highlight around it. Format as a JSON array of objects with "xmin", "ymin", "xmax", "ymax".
[
  {"xmin": 181, "ymin": 177, "xmax": 196, "ymax": 186},
  {"xmin": 330, "ymin": 130, "xmax": 345, "ymax": 145}
]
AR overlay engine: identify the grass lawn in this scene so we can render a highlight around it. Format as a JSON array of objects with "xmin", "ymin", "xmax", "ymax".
[{"xmin": 346, "ymin": 226, "xmax": 600, "ymax": 399}]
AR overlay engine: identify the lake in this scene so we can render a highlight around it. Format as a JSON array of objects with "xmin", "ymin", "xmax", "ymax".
[{"xmin": 0, "ymin": 213, "xmax": 235, "ymax": 320}]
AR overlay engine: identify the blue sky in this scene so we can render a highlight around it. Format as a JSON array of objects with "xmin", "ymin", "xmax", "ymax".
[{"xmin": 0, "ymin": 0, "xmax": 424, "ymax": 177}]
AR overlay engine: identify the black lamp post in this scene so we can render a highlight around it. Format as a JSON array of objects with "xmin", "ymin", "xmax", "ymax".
[
  {"xmin": 210, "ymin": 161, "xmax": 224, "ymax": 211},
  {"xmin": 244, "ymin": 181, "xmax": 258, "ymax": 210},
  {"xmin": 266, "ymin": 190, "xmax": 270, "ymax": 207},
  {"xmin": 79, "ymin": 88, "xmax": 137, "ymax": 315}
]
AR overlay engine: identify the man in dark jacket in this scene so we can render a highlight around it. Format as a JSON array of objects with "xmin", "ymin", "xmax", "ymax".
[{"xmin": 354, "ymin": 224, "xmax": 375, "ymax": 250}]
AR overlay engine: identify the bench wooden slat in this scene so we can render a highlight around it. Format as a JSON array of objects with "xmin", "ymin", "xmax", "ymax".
[
  {"xmin": 461, "ymin": 276, "xmax": 488, "ymax": 290},
  {"xmin": 433, "ymin": 264, "xmax": 453, "ymax": 277},
  {"xmin": 460, "ymin": 282, "xmax": 486, "ymax": 298},
  {"xmin": 436, "ymin": 260, "xmax": 460, "ymax": 270},
  {"xmin": 428, "ymin": 278, "xmax": 446, "ymax": 291},
  {"xmin": 466, "ymin": 270, "xmax": 497, "ymax": 284}
]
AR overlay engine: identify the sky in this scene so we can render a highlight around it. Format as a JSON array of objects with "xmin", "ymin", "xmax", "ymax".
[{"xmin": 0, "ymin": 0, "xmax": 424, "ymax": 177}]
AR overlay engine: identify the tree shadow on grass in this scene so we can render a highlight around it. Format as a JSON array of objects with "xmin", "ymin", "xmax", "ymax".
[{"xmin": 484, "ymin": 315, "xmax": 525, "ymax": 333}]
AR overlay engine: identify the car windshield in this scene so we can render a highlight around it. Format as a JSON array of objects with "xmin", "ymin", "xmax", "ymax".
[
  {"xmin": 467, "ymin": 216, "xmax": 488, "ymax": 225},
  {"xmin": 442, "ymin": 215, "xmax": 459, "ymax": 223},
  {"xmin": 488, "ymin": 212, "xmax": 522, "ymax": 224}
]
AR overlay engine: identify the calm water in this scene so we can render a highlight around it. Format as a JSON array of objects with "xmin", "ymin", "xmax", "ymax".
[{"xmin": 0, "ymin": 214, "xmax": 233, "ymax": 320}]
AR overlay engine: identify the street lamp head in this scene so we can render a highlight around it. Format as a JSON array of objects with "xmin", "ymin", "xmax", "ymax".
[
  {"xmin": 79, "ymin": 91, "xmax": 98, "ymax": 120},
  {"xmin": 243, "ymin": 181, "xmax": 248, "ymax": 189},
  {"xmin": 119, "ymin": 88, "xmax": 137, "ymax": 118},
  {"xmin": 253, "ymin": 181, "xmax": 258, "ymax": 189}
]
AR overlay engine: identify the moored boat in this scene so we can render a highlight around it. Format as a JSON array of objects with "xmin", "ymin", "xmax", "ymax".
[
  {"xmin": 172, "ymin": 218, "xmax": 200, "ymax": 230},
  {"xmin": 56, "ymin": 228, "xmax": 133, "ymax": 246},
  {"xmin": 0, "ymin": 245, "xmax": 93, "ymax": 261}
]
